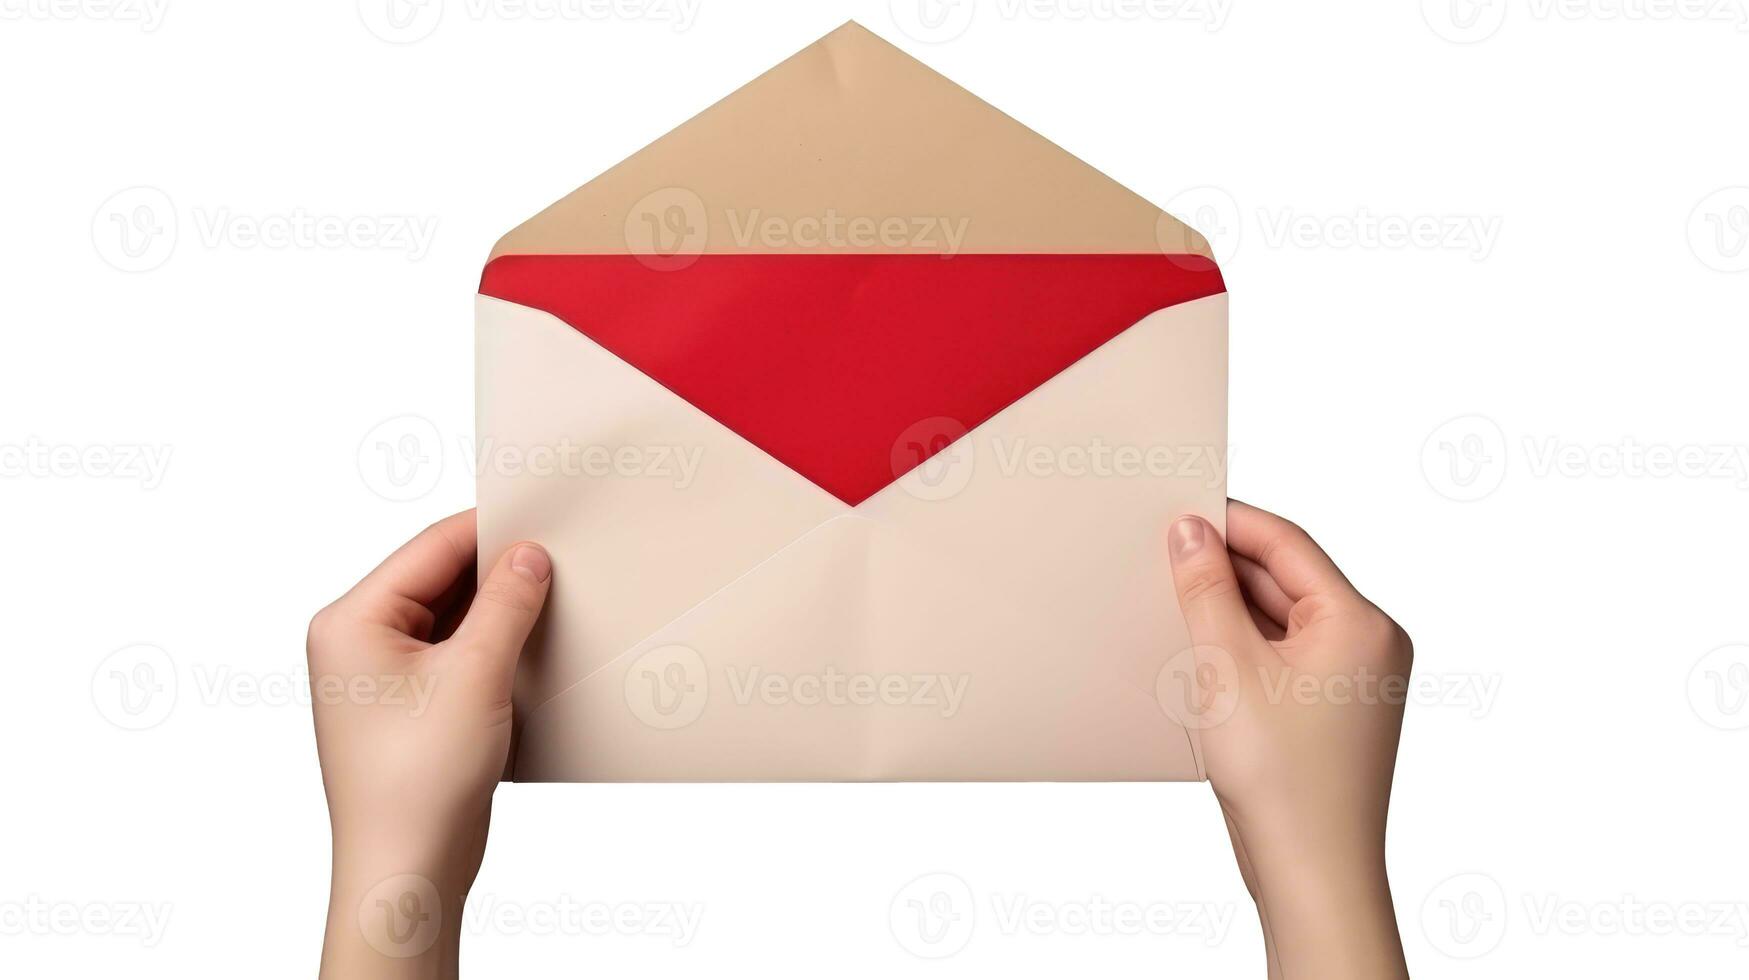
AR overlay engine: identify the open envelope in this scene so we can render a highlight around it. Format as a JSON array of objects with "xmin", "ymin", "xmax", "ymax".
[{"xmin": 477, "ymin": 22, "xmax": 1227, "ymax": 781}]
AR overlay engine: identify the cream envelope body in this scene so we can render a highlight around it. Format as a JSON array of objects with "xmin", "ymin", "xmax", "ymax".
[{"xmin": 477, "ymin": 23, "xmax": 1227, "ymax": 781}]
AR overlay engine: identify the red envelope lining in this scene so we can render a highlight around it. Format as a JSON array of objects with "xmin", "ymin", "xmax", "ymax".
[{"xmin": 480, "ymin": 254, "xmax": 1226, "ymax": 506}]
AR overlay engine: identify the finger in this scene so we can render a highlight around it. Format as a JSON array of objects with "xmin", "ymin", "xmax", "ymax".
[
  {"xmin": 453, "ymin": 542, "xmax": 552, "ymax": 685},
  {"xmin": 1245, "ymin": 601, "xmax": 1286, "ymax": 643},
  {"xmin": 1168, "ymin": 515, "xmax": 1260, "ymax": 646},
  {"xmin": 1224, "ymin": 500, "xmax": 1356, "ymax": 602},
  {"xmin": 347, "ymin": 510, "xmax": 477, "ymax": 608},
  {"xmin": 1232, "ymin": 553, "xmax": 1293, "ymax": 629}
]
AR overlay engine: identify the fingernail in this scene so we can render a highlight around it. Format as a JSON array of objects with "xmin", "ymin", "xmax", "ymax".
[
  {"xmin": 1170, "ymin": 517, "xmax": 1206, "ymax": 559},
  {"xmin": 510, "ymin": 544, "xmax": 551, "ymax": 583}
]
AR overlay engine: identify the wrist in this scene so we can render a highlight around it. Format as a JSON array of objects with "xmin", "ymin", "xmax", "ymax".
[
  {"xmin": 1228, "ymin": 824, "xmax": 1405, "ymax": 979},
  {"xmin": 320, "ymin": 817, "xmax": 488, "ymax": 979},
  {"xmin": 322, "ymin": 865, "xmax": 466, "ymax": 979}
]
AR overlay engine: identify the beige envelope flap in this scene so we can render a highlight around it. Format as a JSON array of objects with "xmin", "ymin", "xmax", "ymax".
[{"xmin": 488, "ymin": 21, "xmax": 1211, "ymax": 259}]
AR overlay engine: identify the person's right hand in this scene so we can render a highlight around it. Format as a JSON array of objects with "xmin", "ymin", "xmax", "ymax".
[{"xmin": 1166, "ymin": 500, "xmax": 1412, "ymax": 980}]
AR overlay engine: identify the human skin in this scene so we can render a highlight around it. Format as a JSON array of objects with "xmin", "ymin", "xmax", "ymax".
[
  {"xmin": 309, "ymin": 511, "xmax": 550, "ymax": 978},
  {"xmin": 311, "ymin": 501, "xmax": 1410, "ymax": 978},
  {"xmin": 1167, "ymin": 500, "xmax": 1413, "ymax": 979}
]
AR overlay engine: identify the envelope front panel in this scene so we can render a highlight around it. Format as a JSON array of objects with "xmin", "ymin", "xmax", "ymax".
[{"xmin": 477, "ymin": 285, "xmax": 1228, "ymax": 782}]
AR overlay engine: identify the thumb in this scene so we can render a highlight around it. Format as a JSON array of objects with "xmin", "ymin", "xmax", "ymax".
[
  {"xmin": 454, "ymin": 542, "xmax": 552, "ymax": 679},
  {"xmin": 1167, "ymin": 516, "xmax": 1258, "ymax": 646}
]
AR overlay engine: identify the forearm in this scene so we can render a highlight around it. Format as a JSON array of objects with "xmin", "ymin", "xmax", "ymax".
[
  {"xmin": 1241, "ymin": 840, "xmax": 1408, "ymax": 980},
  {"xmin": 321, "ymin": 864, "xmax": 465, "ymax": 980},
  {"xmin": 319, "ymin": 823, "xmax": 485, "ymax": 980}
]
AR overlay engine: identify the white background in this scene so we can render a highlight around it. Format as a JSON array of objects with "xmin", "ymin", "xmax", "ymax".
[{"xmin": 3, "ymin": 0, "xmax": 1747, "ymax": 976}]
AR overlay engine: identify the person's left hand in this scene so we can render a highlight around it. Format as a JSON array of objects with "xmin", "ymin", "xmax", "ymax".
[{"xmin": 307, "ymin": 509, "xmax": 550, "ymax": 977}]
